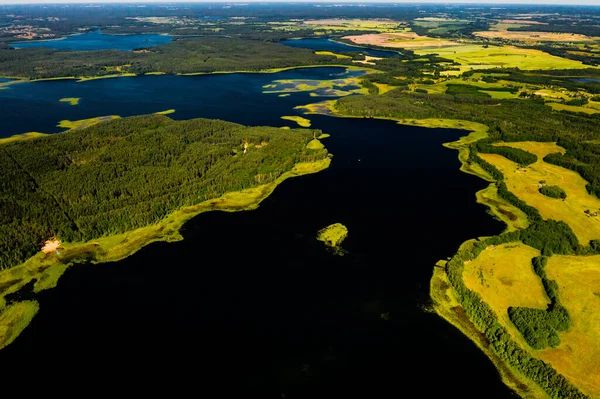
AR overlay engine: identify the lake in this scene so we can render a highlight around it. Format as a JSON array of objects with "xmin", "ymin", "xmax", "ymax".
[
  {"xmin": 573, "ymin": 78, "xmax": 600, "ymax": 83},
  {"xmin": 0, "ymin": 67, "xmax": 514, "ymax": 397},
  {"xmin": 10, "ymin": 30, "xmax": 172, "ymax": 51},
  {"xmin": 281, "ymin": 38, "xmax": 401, "ymax": 58}
]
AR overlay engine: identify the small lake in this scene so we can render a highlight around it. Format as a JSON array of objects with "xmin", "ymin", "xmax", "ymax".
[
  {"xmin": 11, "ymin": 30, "xmax": 172, "ymax": 51},
  {"xmin": 0, "ymin": 67, "xmax": 513, "ymax": 397},
  {"xmin": 281, "ymin": 38, "xmax": 401, "ymax": 58}
]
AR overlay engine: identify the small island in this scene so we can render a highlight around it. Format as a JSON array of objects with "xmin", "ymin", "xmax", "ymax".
[
  {"xmin": 59, "ymin": 97, "xmax": 80, "ymax": 106},
  {"xmin": 317, "ymin": 223, "xmax": 348, "ymax": 255}
]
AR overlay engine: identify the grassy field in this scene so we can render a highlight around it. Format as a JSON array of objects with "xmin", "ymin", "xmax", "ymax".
[
  {"xmin": 461, "ymin": 242, "xmax": 600, "ymax": 398},
  {"xmin": 315, "ymin": 51, "xmax": 352, "ymax": 60},
  {"xmin": 57, "ymin": 115, "xmax": 120, "ymax": 130},
  {"xmin": 303, "ymin": 19, "xmax": 403, "ymax": 33},
  {"xmin": 281, "ymin": 115, "xmax": 311, "ymax": 127},
  {"xmin": 479, "ymin": 141, "xmax": 600, "ymax": 245},
  {"xmin": 0, "ymin": 301, "xmax": 39, "ymax": 350},
  {"xmin": 547, "ymin": 102, "xmax": 600, "ymax": 115},
  {"xmin": 414, "ymin": 45, "xmax": 591, "ymax": 73},
  {"xmin": 0, "ymin": 156, "xmax": 331, "ymax": 350},
  {"xmin": 430, "ymin": 245, "xmax": 548, "ymax": 399},
  {"xmin": 539, "ymin": 254, "xmax": 600, "ymax": 397},
  {"xmin": 0, "ymin": 132, "xmax": 47, "ymax": 145},
  {"xmin": 476, "ymin": 183, "xmax": 530, "ymax": 231},
  {"xmin": 473, "ymin": 30, "xmax": 595, "ymax": 43},
  {"xmin": 463, "ymin": 243, "xmax": 549, "ymax": 349}
]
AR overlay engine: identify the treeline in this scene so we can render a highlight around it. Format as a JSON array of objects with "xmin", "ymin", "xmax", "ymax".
[
  {"xmin": 445, "ymin": 226, "xmax": 587, "ymax": 399},
  {"xmin": 0, "ymin": 37, "xmax": 348, "ymax": 79},
  {"xmin": 0, "ymin": 114, "xmax": 327, "ymax": 270},
  {"xmin": 539, "ymin": 185, "xmax": 567, "ymax": 200},
  {"xmin": 474, "ymin": 139, "xmax": 538, "ymax": 166},
  {"xmin": 508, "ymin": 256, "xmax": 571, "ymax": 349},
  {"xmin": 545, "ymin": 140, "xmax": 600, "ymax": 198}
]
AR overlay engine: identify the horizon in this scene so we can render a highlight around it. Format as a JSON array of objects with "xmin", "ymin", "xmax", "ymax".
[{"xmin": 1, "ymin": 0, "xmax": 599, "ymax": 6}]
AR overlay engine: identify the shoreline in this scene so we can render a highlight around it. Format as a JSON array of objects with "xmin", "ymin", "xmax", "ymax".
[
  {"xmin": 0, "ymin": 64, "xmax": 374, "ymax": 85},
  {"xmin": 315, "ymin": 104, "xmax": 549, "ymax": 398},
  {"xmin": 0, "ymin": 156, "xmax": 331, "ymax": 350}
]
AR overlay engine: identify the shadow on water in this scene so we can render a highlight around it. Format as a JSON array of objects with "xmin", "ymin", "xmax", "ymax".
[{"xmin": 2, "ymin": 111, "xmax": 515, "ymax": 397}]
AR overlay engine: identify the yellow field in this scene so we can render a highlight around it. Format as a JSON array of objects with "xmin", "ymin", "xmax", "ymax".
[
  {"xmin": 303, "ymin": 19, "xmax": 403, "ymax": 33},
  {"xmin": 463, "ymin": 243, "xmax": 549, "ymax": 349},
  {"xmin": 479, "ymin": 141, "xmax": 600, "ymax": 245},
  {"xmin": 547, "ymin": 102, "xmax": 600, "ymax": 115},
  {"xmin": 317, "ymin": 223, "xmax": 349, "ymax": 248},
  {"xmin": 462, "ymin": 242, "xmax": 600, "ymax": 397},
  {"xmin": 154, "ymin": 109, "xmax": 175, "ymax": 115},
  {"xmin": 539, "ymin": 255, "xmax": 600, "ymax": 397},
  {"xmin": 315, "ymin": 51, "xmax": 352, "ymax": 59},
  {"xmin": 414, "ymin": 44, "xmax": 591, "ymax": 72},
  {"xmin": 343, "ymin": 32, "xmax": 460, "ymax": 49},
  {"xmin": 474, "ymin": 30, "xmax": 595, "ymax": 43}
]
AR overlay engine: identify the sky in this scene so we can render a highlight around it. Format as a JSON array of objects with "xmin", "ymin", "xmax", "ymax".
[{"xmin": 0, "ymin": 0, "xmax": 598, "ymax": 4}]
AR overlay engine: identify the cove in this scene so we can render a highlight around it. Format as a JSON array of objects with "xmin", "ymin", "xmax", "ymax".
[
  {"xmin": 10, "ymin": 30, "xmax": 172, "ymax": 51},
  {"xmin": 1, "ymin": 68, "xmax": 514, "ymax": 398},
  {"xmin": 281, "ymin": 37, "xmax": 401, "ymax": 58}
]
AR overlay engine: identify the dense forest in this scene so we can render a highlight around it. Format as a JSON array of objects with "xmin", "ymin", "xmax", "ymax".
[
  {"xmin": 0, "ymin": 114, "xmax": 327, "ymax": 270},
  {"xmin": 0, "ymin": 37, "xmax": 347, "ymax": 79}
]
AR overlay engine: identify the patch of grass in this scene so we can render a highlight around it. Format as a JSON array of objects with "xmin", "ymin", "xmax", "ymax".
[
  {"xmin": 463, "ymin": 243, "xmax": 550, "ymax": 348},
  {"xmin": 154, "ymin": 109, "xmax": 175, "ymax": 115},
  {"xmin": 547, "ymin": 102, "xmax": 600, "ymax": 115},
  {"xmin": 429, "ymin": 253, "xmax": 548, "ymax": 399},
  {"xmin": 317, "ymin": 223, "xmax": 348, "ymax": 254},
  {"xmin": 480, "ymin": 90, "xmax": 519, "ymax": 100},
  {"xmin": 480, "ymin": 141, "xmax": 600, "ymax": 245},
  {"xmin": 374, "ymin": 82, "xmax": 396, "ymax": 94},
  {"xmin": 59, "ymin": 97, "xmax": 80, "ymax": 106},
  {"xmin": 306, "ymin": 138, "xmax": 325, "ymax": 150},
  {"xmin": 0, "ymin": 301, "xmax": 39, "ymax": 350},
  {"xmin": 476, "ymin": 183, "xmax": 530, "ymax": 231},
  {"xmin": 0, "ymin": 132, "xmax": 47, "ymax": 145},
  {"xmin": 57, "ymin": 115, "xmax": 120, "ymax": 130},
  {"xmin": 538, "ymin": 255, "xmax": 600, "ymax": 398},
  {"xmin": 281, "ymin": 115, "xmax": 311, "ymax": 127},
  {"xmin": 315, "ymin": 51, "xmax": 352, "ymax": 60},
  {"xmin": 76, "ymin": 73, "xmax": 137, "ymax": 82}
]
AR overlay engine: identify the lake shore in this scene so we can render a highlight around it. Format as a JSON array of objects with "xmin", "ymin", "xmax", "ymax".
[
  {"xmin": 313, "ymin": 102, "xmax": 548, "ymax": 398},
  {"xmin": 0, "ymin": 156, "xmax": 331, "ymax": 351}
]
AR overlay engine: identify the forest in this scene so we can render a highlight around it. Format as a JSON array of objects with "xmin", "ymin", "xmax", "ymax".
[
  {"xmin": 0, "ymin": 114, "xmax": 327, "ymax": 270},
  {"xmin": 0, "ymin": 37, "xmax": 346, "ymax": 79}
]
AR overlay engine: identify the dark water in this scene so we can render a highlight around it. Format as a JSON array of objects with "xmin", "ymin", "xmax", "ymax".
[
  {"xmin": 0, "ymin": 67, "xmax": 364, "ymax": 137},
  {"xmin": 281, "ymin": 38, "xmax": 401, "ymax": 58},
  {"xmin": 11, "ymin": 30, "xmax": 172, "ymax": 51},
  {"xmin": 0, "ymin": 68, "xmax": 514, "ymax": 398}
]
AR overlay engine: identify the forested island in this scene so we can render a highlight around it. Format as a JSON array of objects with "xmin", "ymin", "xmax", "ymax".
[{"xmin": 0, "ymin": 114, "xmax": 329, "ymax": 349}]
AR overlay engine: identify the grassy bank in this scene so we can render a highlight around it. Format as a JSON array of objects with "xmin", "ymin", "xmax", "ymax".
[{"xmin": 0, "ymin": 156, "xmax": 330, "ymax": 350}]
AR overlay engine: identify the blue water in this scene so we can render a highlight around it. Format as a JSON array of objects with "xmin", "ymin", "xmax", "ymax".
[
  {"xmin": 281, "ymin": 38, "xmax": 401, "ymax": 58},
  {"xmin": 0, "ymin": 78, "xmax": 11, "ymax": 83},
  {"xmin": 574, "ymin": 78, "xmax": 600, "ymax": 83},
  {"xmin": 0, "ymin": 67, "xmax": 364, "ymax": 137},
  {"xmin": 11, "ymin": 30, "xmax": 172, "ymax": 51}
]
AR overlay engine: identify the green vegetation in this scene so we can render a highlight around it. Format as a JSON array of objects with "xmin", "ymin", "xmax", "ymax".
[
  {"xmin": 508, "ymin": 255, "xmax": 571, "ymax": 349},
  {"xmin": 0, "ymin": 114, "xmax": 328, "ymax": 270},
  {"xmin": 59, "ymin": 97, "xmax": 80, "ymax": 106},
  {"xmin": 317, "ymin": 223, "xmax": 348, "ymax": 255},
  {"xmin": 0, "ymin": 38, "xmax": 350, "ymax": 79},
  {"xmin": 539, "ymin": 185, "xmax": 567, "ymax": 200},
  {"xmin": 281, "ymin": 115, "xmax": 311, "ymax": 127},
  {"xmin": 306, "ymin": 139, "xmax": 325, "ymax": 150},
  {"xmin": 0, "ymin": 301, "xmax": 39, "ymax": 350}
]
